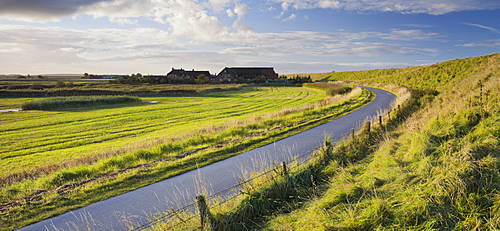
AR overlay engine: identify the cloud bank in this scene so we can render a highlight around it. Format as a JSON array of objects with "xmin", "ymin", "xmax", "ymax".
[
  {"xmin": 272, "ymin": 0, "xmax": 500, "ymax": 15},
  {"xmin": 2, "ymin": 0, "xmax": 500, "ymax": 23},
  {"xmin": 0, "ymin": 0, "xmax": 107, "ymax": 22}
]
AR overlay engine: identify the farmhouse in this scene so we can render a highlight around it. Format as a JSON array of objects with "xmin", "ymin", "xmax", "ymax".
[
  {"xmin": 215, "ymin": 67, "xmax": 278, "ymax": 82},
  {"xmin": 167, "ymin": 68, "xmax": 211, "ymax": 80}
]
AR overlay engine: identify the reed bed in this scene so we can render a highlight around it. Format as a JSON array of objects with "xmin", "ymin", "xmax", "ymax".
[{"xmin": 21, "ymin": 95, "xmax": 141, "ymax": 110}]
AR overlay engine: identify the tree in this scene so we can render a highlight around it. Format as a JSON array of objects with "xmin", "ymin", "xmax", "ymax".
[
  {"xmin": 183, "ymin": 76, "xmax": 195, "ymax": 84},
  {"xmin": 195, "ymin": 74, "xmax": 210, "ymax": 84},
  {"xmin": 254, "ymin": 75, "xmax": 266, "ymax": 83},
  {"xmin": 56, "ymin": 81, "xmax": 66, "ymax": 88}
]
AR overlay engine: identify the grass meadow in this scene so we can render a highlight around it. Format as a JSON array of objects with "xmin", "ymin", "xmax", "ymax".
[
  {"xmin": 1, "ymin": 87, "xmax": 323, "ymax": 186},
  {"xmin": 168, "ymin": 53, "xmax": 500, "ymax": 230},
  {"xmin": 0, "ymin": 85, "xmax": 371, "ymax": 230}
]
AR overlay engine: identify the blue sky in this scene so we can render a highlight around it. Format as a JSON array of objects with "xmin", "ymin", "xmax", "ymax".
[{"xmin": 0, "ymin": 0, "xmax": 499, "ymax": 75}]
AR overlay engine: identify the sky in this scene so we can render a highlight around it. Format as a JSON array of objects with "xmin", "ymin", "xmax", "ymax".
[{"xmin": 0, "ymin": 0, "xmax": 499, "ymax": 75}]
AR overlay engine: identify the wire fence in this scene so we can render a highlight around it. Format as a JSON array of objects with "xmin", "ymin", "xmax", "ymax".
[
  {"xmin": 132, "ymin": 148, "xmax": 316, "ymax": 230},
  {"xmin": 131, "ymin": 92, "xmax": 390, "ymax": 230},
  {"xmin": 132, "ymin": 117, "xmax": 385, "ymax": 230}
]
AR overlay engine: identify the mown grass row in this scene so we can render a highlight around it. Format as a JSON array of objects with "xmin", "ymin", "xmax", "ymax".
[
  {"xmin": 172, "ymin": 53, "xmax": 500, "ymax": 230},
  {"xmin": 1, "ymin": 86, "xmax": 369, "ymax": 230},
  {"xmin": 0, "ymin": 87, "xmax": 324, "ymax": 184},
  {"xmin": 303, "ymin": 83, "xmax": 352, "ymax": 96},
  {"xmin": 21, "ymin": 95, "xmax": 141, "ymax": 110}
]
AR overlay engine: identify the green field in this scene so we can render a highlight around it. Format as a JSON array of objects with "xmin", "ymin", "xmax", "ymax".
[
  {"xmin": 0, "ymin": 84, "xmax": 371, "ymax": 230},
  {"xmin": 1, "ymin": 87, "xmax": 323, "ymax": 183}
]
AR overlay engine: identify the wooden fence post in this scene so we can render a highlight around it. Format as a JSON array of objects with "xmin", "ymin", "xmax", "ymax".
[
  {"xmin": 196, "ymin": 195, "xmax": 210, "ymax": 230},
  {"xmin": 282, "ymin": 161, "xmax": 288, "ymax": 177}
]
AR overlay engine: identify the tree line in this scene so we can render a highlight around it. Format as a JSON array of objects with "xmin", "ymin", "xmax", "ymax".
[{"xmin": 82, "ymin": 72, "xmax": 313, "ymax": 85}]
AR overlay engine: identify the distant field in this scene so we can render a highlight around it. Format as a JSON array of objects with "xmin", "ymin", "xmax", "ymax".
[
  {"xmin": 0, "ymin": 80, "xmax": 244, "ymax": 96},
  {"xmin": 0, "ymin": 75, "xmax": 102, "ymax": 85}
]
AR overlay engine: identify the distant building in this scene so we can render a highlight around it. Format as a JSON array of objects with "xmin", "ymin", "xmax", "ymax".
[
  {"xmin": 215, "ymin": 67, "xmax": 278, "ymax": 82},
  {"xmin": 167, "ymin": 68, "xmax": 211, "ymax": 80}
]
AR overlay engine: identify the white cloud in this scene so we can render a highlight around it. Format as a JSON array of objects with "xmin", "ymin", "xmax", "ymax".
[
  {"xmin": 208, "ymin": 0, "xmax": 234, "ymax": 12},
  {"xmin": 0, "ymin": 0, "xmax": 242, "ymax": 43},
  {"xmin": 281, "ymin": 2, "xmax": 290, "ymax": 11},
  {"xmin": 108, "ymin": 17, "xmax": 138, "ymax": 26},
  {"xmin": 382, "ymin": 29, "xmax": 439, "ymax": 41},
  {"xmin": 403, "ymin": 24, "xmax": 434, "ymax": 28},
  {"xmin": 270, "ymin": 0, "xmax": 500, "ymax": 15},
  {"xmin": 234, "ymin": 3, "xmax": 250, "ymax": 15},
  {"xmin": 0, "ymin": 22, "xmax": 441, "ymax": 74},
  {"xmin": 232, "ymin": 4, "xmax": 253, "ymax": 31},
  {"xmin": 0, "ymin": 24, "xmax": 181, "ymax": 72},
  {"xmin": 318, "ymin": 0, "xmax": 341, "ymax": 9},
  {"xmin": 282, "ymin": 14, "xmax": 297, "ymax": 21},
  {"xmin": 335, "ymin": 62, "xmax": 407, "ymax": 68},
  {"xmin": 458, "ymin": 39, "xmax": 500, "ymax": 47},
  {"xmin": 59, "ymin": 47, "xmax": 86, "ymax": 53},
  {"xmin": 0, "ymin": 43, "xmax": 21, "ymax": 53},
  {"xmin": 264, "ymin": 61, "xmax": 411, "ymax": 74},
  {"xmin": 81, "ymin": 0, "xmax": 157, "ymax": 19},
  {"xmin": 463, "ymin": 23, "xmax": 500, "ymax": 33},
  {"xmin": 118, "ymin": 43, "xmax": 182, "ymax": 51},
  {"xmin": 218, "ymin": 30, "xmax": 439, "ymax": 58},
  {"xmin": 165, "ymin": 7, "xmax": 228, "ymax": 42},
  {"xmin": 226, "ymin": 9, "xmax": 236, "ymax": 17}
]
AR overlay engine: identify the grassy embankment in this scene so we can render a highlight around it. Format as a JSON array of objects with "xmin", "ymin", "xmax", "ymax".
[
  {"xmin": 0, "ymin": 84, "xmax": 371, "ymax": 230},
  {"xmin": 168, "ymin": 53, "xmax": 500, "ymax": 230}
]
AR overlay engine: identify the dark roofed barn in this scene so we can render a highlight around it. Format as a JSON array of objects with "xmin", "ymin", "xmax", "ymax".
[
  {"xmin": 216, "ymin": 67, "xmax": 278, "ymax": 82},
  {"xmin": 167, "ymin": 68, "xmax": 211, "ymax": 80}
]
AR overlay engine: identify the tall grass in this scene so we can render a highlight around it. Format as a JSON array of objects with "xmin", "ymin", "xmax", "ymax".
[
  {"xmin": 303, "ymin": 83, "xmax": 352, "ymax": 96},
  {"xmin": 21, "ymin": 95, "xmax": 141, "ymax": 110}
]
